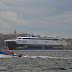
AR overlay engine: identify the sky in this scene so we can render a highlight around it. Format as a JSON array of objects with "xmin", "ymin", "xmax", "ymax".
[{"xmin": 0, "ymin": 0, "xmax": 72, "ymax": 38}]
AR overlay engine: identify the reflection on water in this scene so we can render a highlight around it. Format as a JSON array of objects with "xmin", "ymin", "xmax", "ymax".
[{"xmin": 0, "ymin": 50, "xmax": 72, "ymax": 72}]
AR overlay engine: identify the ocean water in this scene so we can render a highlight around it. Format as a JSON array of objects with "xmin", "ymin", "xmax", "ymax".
[{"xmin": 0, "ymin": 50, "xmax": 72, "ymax": 72}]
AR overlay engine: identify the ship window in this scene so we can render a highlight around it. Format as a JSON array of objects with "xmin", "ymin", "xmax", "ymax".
[
  {"xmin": 24, "ymin": 35, "xmax": 32, "ymax": 37},
  {"xmin": 32, "ymin": 35, "xmax": 40, "ymax": 37},
  {"xmin": 17, "ymin": 38, "xmax": 21, "ymax": 39},
  {"xmin": 45, "ymin": 38, "xmax": 58, "ymax": 40},
  {"xmin": 53, "ymin": 39, "xmax": 58, "ymax": 40},
  {"xmin": 23, "ymin": 38, "xmax": 31, "ymax": 39}
]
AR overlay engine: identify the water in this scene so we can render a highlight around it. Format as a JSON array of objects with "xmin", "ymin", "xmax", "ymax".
[{"xmin": 0, "ymin": 50, "xmax": 72, "ymax": 72}]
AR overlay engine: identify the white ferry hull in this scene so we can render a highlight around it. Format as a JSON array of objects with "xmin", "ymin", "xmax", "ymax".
[{"xmin": 5, "ymin": 34, "xmax": 63, "ymax": 50}]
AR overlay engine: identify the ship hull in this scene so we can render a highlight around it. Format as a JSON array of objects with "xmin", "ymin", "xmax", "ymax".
[
  {"xmin": 6, "ymin": 41, "xmax": 63, "ymax": 50},
  {"xmin": 17, "ymin": 45, "xmax": 63, "ymax": 50}
]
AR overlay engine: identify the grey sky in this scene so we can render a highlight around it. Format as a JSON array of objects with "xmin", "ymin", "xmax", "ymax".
[{"xmin": 0, "ymin": 0, "xmax": 72, "ymax": 38}]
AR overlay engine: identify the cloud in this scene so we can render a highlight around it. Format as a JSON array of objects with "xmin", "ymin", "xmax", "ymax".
[
  {"xmin": 0, "ymin": 0, "xmax": 72, "ymax": 35},
  {"xmin": 0, "ymin": 11, "xmax": 16, "ymax": 21},
  {"xmin": 0, "ymin": 1, "xmax": 9, "ymax": 9},
  {"xmin": 0, "ymin": 0, "xmax": 47, "ymax": 3},
  {"xmin": 0, "ymin": 19, "xmax": 11, "ymax": 32},
  {"xmin": 42, "ymin": 11, "xmax": 72, "ymax": 25},
  {"xmin": 0, "ymin": 11, "xmax": 72, "ymax": 33},
  {"xmin": 64, "ymin": 19, "xmax": 72, "ymax": 23},
  {"xmin": 0, "ymin": 11, "xmax": 30, "ymax": 25},
  {"xmin": 64, "ymin": 12, "xmax": 72, "ymax": 23},
  {"xmin": 29, "ymin": 11, "xmax": 72, "ymax": 32}
]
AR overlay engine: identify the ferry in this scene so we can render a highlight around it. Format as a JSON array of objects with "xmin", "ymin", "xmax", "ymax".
[{"xmin": 5, "ymin": 34, "xmax": 63, "ymax": 50}]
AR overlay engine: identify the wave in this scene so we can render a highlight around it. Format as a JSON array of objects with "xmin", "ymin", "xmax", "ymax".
[
  {"xmin": 0, "ymin": 54, "xmax": 72, "ymax": 59},
  {"xmin": 0, "ymin": 54, "xmax": 17, "ymax": 58},
  {"xmin": 22, "ymin": 55, "xmax": 72, "ymax": 59}
]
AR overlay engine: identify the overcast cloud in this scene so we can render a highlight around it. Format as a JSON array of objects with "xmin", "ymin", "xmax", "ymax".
[{"xmin": 0, "ymin": 0, "xmax": 72, "ymax": 38}]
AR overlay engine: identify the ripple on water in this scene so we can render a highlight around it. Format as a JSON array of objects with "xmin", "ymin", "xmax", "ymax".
[
  {"xmin": 0, "ymin": 67, "xmax": 7, "ymax": 71},
  {"xmin": 0, "ymin": 50, "xmax": 72, "ymax": 72}
]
